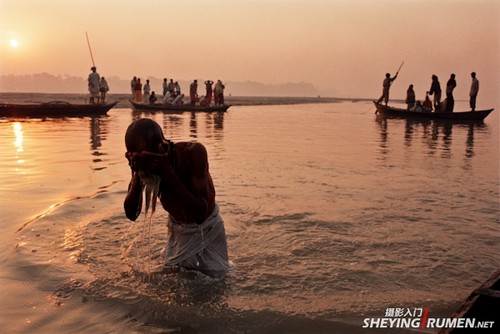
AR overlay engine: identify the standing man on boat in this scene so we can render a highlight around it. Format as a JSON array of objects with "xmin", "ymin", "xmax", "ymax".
[
  {"xmin": 214, "ymin": 80, "xmax": 225, "ymax": 106},
  {"xmin": 131, "ymin": 77, "xmax": 137, "ymax": 100},
  {"xmin": 190, "ymin": 80, "xmax": 199, "ymax": 106},
  {"xmin": 405, "ymin": 84, "xmax": 416, "ymax": 110},
  {"xmin": 99, "ymin": 76, "xmax": 109, "ymax": 104},
  {"xmin": 143, "ymin": 79, "xmax": 151, "ymax": 103},
  {"xmin": 88, "ymin": 66, "xmax": 100, "ymax": 104},
  {"xmin": 174, "ymin": 81, "xmax": 181, "ymax": 96},
  {"xmin": 445, "ymin": 74, "xmax": 457, "ymax": 113},
  {"xmin": 162, "ymin": 78, "xmax": 169, "ymax": 97},
  {"xmin": 376, "ymin": 72, "xmax": 398, "ymax": 106},
  {"xmin": 428, "ymin": 75, "xmax": 442, "ymax": 111},
  {"xmin": 124, "ymin": 118, "xmax": 230, "ymax": 275},
  {"xmin": 469, "ymin": 72, "xmax": 479, "ymax": 112},
  {"xmin": 134, "ymin": 78, "xmax": 143, "ymax": 102},
  {"xmin": 204, "ymin": 80, "xmax": 214, "ymax": 105},
  {"xmin": 167, "ymin": 79, "xmax": 175, "ymax": 96}
]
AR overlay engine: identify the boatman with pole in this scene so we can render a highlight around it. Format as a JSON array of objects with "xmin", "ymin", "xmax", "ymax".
[
  {"xmin": 376, "ymin": 61, "xmax": 404, "ymax": 106},
  {"xmin": 85, "ymin": 32, "xmax": 100, "ymax": 104}
]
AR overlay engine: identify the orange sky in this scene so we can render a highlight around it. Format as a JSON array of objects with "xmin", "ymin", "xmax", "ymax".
[{"xmin": 1, "ymin": 0, "xmax": 499, "ymax": 101}]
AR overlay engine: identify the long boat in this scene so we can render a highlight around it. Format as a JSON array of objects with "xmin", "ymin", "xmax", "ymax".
[
  {"xmin": 438, "ymin": 269, "xmax": 500, "ymax": 333},
  {"xmin": 373, "ymin": 101, "xmax": 493, "ymax": 122},
  {"xmin": 0, "ymin": 101, "xmax": 117, "ymax": 118},
  {"xmin": 129, "ymin": 99, "xmax": 230, "ymax": 113}
]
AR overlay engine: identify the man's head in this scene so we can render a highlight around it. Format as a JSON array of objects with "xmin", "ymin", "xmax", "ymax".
[{"xmin": 125, "ymin": 118, "xmax": 166, "ymax": 153}]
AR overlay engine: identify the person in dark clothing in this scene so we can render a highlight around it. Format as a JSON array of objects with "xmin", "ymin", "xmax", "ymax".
[
  {"xmin": 469, "ymin": 72, "xmax": 479, "ymax": 111},
  {"xmin": 445, "ymin": 74, "xmax": 456, "ymax": 113},
  {"xmin": 428, "ymin": 75, "xmax": 441, "ymax": 111},
  {"xmin": 405, "ymin": 84, "xmax": 416, "ymax": 110},
  {"xmin": 376, "ymin": 73, "xmax": 398, "ymax": 105}
]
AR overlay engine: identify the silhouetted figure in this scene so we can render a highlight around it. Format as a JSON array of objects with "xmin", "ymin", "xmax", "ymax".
[
  {"xmin": 429, "ymin": 75, "xmax": 441, "ymax": 111},
  {"xmin": 214, "ymin": 80, "xmax": 225, "ymax": 106},
  {"xmin": 134, "ymin": 78, "xmax": 142, "ymax": 102},
  {"xmin": 88, "ymin": 66, "xmax": 100, "ymax": 104},
  {"xmin": 130, "ymin": 76, "xmax": 137, "ymax": 99},
  {"xmin": 143, "ymin": 79, "xmax": 151, "ymax": 103},
  {"xmin": 149, "ymin": 91, "xmax": 157, "ymax": 104},
  {"xmin": 423, "ymin": 92, "xmax": 433, "ymax": 112},
  {"xmin": 162, "ymin": 78, "xmax": 168, "ymax": 97},
  {"xmin": 99, "ymin": 76, "xmax": 109, "ymax": 104},
  {"xmin": 376, "ymin": 72, "xmax": 398, "ymax": 105},
  {"xmin": 405, "ymin": 84, "xmax": 416, "ymax": 110},
  {"xmin": 469, "ymin": 72, "xmax": 479, "ymax": 111},
  {"xmin": 190, "ymin": 80, "xmax": 199, "ymax": 106},
  {"xmin": 205, "ymin": 80, "xmax": 214, "ymax": 105},
  {"xmin": 445, "ymin": 74, "xmax": 456, "ymax": 113}
]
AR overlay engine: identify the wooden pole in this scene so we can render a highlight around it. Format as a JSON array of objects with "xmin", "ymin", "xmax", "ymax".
[{"xmin": 85, "ymin": 32, "xmax": 96, "ymax": 67}]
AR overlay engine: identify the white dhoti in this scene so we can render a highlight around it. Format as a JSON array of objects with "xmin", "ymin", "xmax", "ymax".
[{"xmin": 164, "ymin": 204, "xmax": 230, "ymax": 274}]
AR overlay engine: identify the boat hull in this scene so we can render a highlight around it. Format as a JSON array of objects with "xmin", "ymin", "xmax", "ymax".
[
  {"xmin": 373, "ymin": 102, "xmax": 493, "ymax": 122},
  {"xmin": 438, "ymin": 269, "xmax": 500, "ymax": 333},
  {"xmin": 129, "ymin": 100, "xmax": 230, "ymax": 113},
  {"xmin": 0, "ymin": 101, "xmax": 117, "ymax": 118}
]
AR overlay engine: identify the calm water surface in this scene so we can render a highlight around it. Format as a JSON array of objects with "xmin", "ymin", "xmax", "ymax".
[{"xmin": 0, "ymin": 100, "xmax": 498, "ymax": 333}]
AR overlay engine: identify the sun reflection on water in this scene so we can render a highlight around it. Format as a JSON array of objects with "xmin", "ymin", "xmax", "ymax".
[{"xmin": 13, "ymin": 122, "xmax": 25, "ymax": 165}]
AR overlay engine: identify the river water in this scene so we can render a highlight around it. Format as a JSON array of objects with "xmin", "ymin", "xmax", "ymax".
[{"xmin": 0, "ymin": 97, "xmax": 498, "ymax": 333}]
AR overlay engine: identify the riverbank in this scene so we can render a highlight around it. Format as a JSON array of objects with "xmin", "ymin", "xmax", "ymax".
[{"xmin": 0, "ymin": 92, "xmax": 372, "ymax": 108}]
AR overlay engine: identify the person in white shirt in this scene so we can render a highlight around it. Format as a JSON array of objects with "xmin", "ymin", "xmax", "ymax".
[
  {"xmin": 143, "ymin": 79, "xmax": 151, "ymax": 102},
  {"xmin": 87, "ymin": 66, "xmax": 100, "ymax": 104}
]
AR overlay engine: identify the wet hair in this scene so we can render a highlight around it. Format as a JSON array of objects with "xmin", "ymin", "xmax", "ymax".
[{"xmin": 125, "ymin": 118, "xmax": 166, "ymax": 153}]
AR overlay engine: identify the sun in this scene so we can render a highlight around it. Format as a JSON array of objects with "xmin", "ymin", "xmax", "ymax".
[{"xmin": 10, "ymin": 39, "xmax": 19, "ymax": 48}]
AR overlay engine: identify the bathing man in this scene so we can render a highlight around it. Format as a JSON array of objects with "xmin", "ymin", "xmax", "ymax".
[{"xmin": 124, "ymin": 118, "xmax": 230, "ymax": 275}]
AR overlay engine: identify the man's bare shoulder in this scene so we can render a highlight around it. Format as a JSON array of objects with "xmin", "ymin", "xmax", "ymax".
[
  {"xmin": 175, "ymin": 142, "xmax": 209, "ymax": 174},
  {"xmin": 175, "ymin": 141, "xmax": 208, "ymax": 156}
]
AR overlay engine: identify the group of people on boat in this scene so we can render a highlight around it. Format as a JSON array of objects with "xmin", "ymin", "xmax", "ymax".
[
  {"xmin": 130, "ymin": 76, "xmax": 226, "ymax": 107},
  {"xmin": 377, "ymin": 71, "xmax": 480, "ymax": 113},
  {"xmin": 188, "ymin": 79, "xmax": 226, "ymax": 106},
  {"xmin": 87, "ymin": 66, "xmax": 109, "ymax": 104},
  {"xmin": 131, "ymin": 77, "xmax": 182, "ymax": 104}
]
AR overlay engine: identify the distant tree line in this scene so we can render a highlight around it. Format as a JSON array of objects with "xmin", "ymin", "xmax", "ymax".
[{"xmin": 0, "ymin": 73, "xmax": 320, "ymax": 97}]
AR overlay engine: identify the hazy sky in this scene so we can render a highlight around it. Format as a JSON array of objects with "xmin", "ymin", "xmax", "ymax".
[{"xmin": 1, "ymin": 0, "xmax": 499, "ymax": 101}]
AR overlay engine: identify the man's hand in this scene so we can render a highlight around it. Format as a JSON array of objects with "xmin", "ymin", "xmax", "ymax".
[{"xmin": 125, "ymin": 143, "xmax": 174, "ymax": 179}]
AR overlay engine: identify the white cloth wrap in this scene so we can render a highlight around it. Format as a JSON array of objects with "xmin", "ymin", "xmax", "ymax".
[
  {"xmin": 164, "ymin": 204, "xmax": 229, "ymax": 273},
  {"xmin": 88, "ymin": 72, "xmax": 100, "ymax": 97}
]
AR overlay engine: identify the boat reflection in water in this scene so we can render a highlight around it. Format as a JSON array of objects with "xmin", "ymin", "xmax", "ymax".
[{"xmin": 375, "ymin": 115, "xmax": 490, "ymax": 162}]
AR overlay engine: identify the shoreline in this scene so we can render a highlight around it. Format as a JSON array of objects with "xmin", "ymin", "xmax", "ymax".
[{"xmin": 0, "ymin": 92, "xmax": 372, "ymax": 108}]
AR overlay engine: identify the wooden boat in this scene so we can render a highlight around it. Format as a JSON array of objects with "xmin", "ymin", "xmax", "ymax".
[
  {"xmin": 373, "ymin": 101, "xmax": 493, "ymax": 122},
  {"xmin": 438, "ymin": 269, "xmax": 500, "ymax": 333},
  {"xmin": 0, "ymin": 101, "xmax": 117, "ymax": 118},
  {"xmin": 129, "ymin": 99, "xmax": 230, "ymax": 113}
]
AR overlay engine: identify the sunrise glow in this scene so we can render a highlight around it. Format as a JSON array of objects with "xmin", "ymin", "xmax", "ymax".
[{"xmin": 9, "ymin": 39, "xmax": 19, "ymax": 48}]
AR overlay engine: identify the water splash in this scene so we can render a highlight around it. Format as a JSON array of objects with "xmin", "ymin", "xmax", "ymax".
[{"xmin": 136, "ymin": 171, "xmax": 162, "ymax": 280}]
